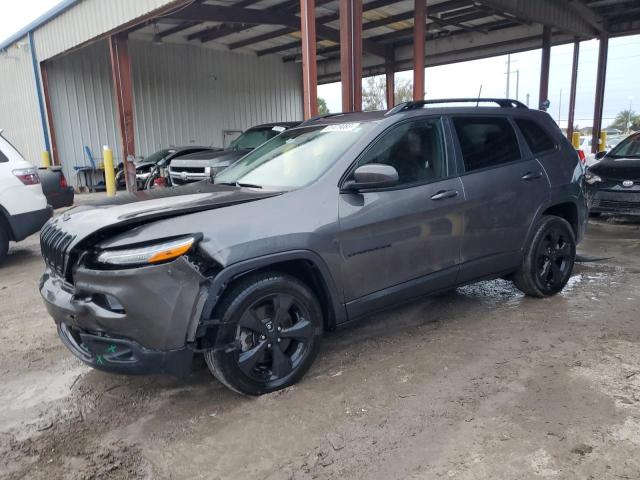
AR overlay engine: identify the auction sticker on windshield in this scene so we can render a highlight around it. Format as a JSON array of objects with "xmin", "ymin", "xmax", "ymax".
[{"xmin": 322, "ymin": 123, "xmax": 361, "ymax": 132}]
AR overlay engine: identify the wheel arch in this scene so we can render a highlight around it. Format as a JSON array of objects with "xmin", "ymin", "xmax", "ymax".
[
  {"xmin": 0, "ymin": 205, "xmax": 16, "ymax": 241},
  {"xmin": 201, "ymin": 250, "xmax": 346, "ymax": 336},
  {"xmin": 541, "ymin": 201, "xmax": 579, "ymax": 238}
]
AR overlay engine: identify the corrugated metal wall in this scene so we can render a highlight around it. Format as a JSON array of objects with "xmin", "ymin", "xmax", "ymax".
[
  {"xmin": 129, "ymin": 40, "xmax": 303, "ymax": 153},
  {"xmin": 45, "ymin": 39, "xmax": 302, "ymax": 187},
  {"xmin": 46, "ymin": 40, "xmax": 121, "ymax": 186},
  {"xmin": 34, "ymin": 0, "xmax": 177, "ymax": 61},
  {"xmin": 0, "ymin": 37, "xmax": 46, "ymax": 165}
]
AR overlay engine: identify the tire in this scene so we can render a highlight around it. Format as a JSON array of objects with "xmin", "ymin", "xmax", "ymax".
[
  {"xmin": 204, "ymin": 271, "xmax": 323, "ymax": 396},
  {"xmin": 512, "ymin": 215, "xmax": 576, "ymax": 298},
  {"xmin": 0, "ymin": 225, "xmax": 8, "ymax": 264}
]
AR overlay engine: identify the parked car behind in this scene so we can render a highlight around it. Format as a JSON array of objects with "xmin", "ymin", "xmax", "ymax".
[
  {"xmin": 39, "ymin": 99, "xmax": 586, "ymax": 395},
  {"xmin": 0, "ymin": 132, "xmax": 51, "ymax": 263},
  {"xmin": 586, "ymin": 132, "xmax": 640, "ymax": 216},
  {"xmin": 39, "ymin": 166, "xmax": 74, "ymax": 209},
  {"xmin": 116, "ymin": 146, "xmax": 216, "ymax": 190},
  {"xmin": 169, "ymin": 123, "xmax": 299, "ymax": 185}
]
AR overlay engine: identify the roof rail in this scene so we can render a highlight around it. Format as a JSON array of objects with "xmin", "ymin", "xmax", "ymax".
[
  {"xmin": 299, "ymin": 112, "xmax": 349, "ymax": 126},
  {"xmin": 385, "ymin": 98, "xmax": 528, "ymax": 116}
]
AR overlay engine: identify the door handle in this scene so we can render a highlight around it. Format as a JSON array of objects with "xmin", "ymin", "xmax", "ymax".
[
  {"xmin": 430, "ymin": 190, "xmax": 459, "ymax": 201},
  {"xmin": 521, "ymin": 171, "xmax": 543, "ymax": 181}
]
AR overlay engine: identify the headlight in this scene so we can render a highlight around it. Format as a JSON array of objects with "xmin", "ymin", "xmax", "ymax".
[
  {"xmin": 585, "ymin": 172, "xmax": 602, "ymax": 185},
  {"xmin": 96, "ymin": 236, "xmax": 197, "ymax": 267}
]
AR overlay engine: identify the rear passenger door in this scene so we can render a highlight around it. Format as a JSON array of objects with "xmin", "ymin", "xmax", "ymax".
[{"xmin": 451, "ymin": 116, "xmax": 550, "ymax": 282}]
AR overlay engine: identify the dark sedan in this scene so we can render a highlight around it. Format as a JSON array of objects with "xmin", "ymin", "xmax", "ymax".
[{"xmin": 586, "ymin": 132, "xmax": 640, "ymax": 216}]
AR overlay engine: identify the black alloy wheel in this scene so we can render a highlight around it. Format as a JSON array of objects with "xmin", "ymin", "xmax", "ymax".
[
  {"xmin": 204, "ymin": 272, "xmax": 322, "ymax": 395},
  {"xmin": 513, "ymin": 215, "xmax": 576, "ymax": 297}
]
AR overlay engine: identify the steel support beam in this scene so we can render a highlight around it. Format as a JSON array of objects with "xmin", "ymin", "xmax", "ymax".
[
  {"xmin": 567, "ymin": 0, "xmax": 606, "ymax": 33},
  {"xmin": 476, "ymin": 0, "xmax": 598, "ymax": 37},
  {"xmin": 539, "ymin": 26, "xmax": 551, "ymax": 110},
  {"xmin": 300, "ymin": 0, "xmax": 318, "ymax": 119},
  {"xmin": 340, "ymin": 0, "xmax": 363, "ymax": 112},
  {"xmin": 567, "ymin": 39, "xmax": 580, "ymax": 140},
  {"xmin": 413, "ymin": 0, "xmax": 426, "ymax": 101},
  {"xmin": 591, "ymin": 33, "xmax": 608, "ymax": 154},
  {"xmin": 40, "ymin": 62, "xmax": 58, "ymax": 166},
  {"xmin": 108, "ymin": 34, "xmax": 137, "ymax": 192},
  {"xmin": 386, "ymin": 50, "xmax": 395, "ymax": 109}
]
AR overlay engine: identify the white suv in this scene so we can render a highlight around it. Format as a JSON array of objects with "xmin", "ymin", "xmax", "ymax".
[{"xmin": 0, "ymin": 132, "xmax": 51, "ymax": 263}]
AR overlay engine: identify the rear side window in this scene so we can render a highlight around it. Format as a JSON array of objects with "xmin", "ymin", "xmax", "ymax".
[
  {"xmin": 0, "ymin": 150, "xmax": 7, "ymax": 163},
  {"xmin": 453, "ymin": 117, "xmax": 521, "ymax": 172},
  {"xmin": 515, "ymin": 118, "xmax": 557, "ymax": 154}
]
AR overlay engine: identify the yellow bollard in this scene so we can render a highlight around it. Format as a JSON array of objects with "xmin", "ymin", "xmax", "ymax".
[
  {"xmin": 572, "ymin": 132, "xmax": 581, "ymax": 149},
  {"xmin": 41, "ymin": 151, "xmax": 51, "ymax": 168},
  {"xmin": 599, "ymin": 131, "xmax": 607, "ymax": 152},
  {"xmin": 103, "ymin": 145, "xmax": 116, "ymax": 197}
]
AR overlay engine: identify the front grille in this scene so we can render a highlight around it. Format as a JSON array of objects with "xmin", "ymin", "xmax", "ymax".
[
  {"xmin": 592, "ymin": 199, "xmax": 640, "ymax": 212},
  {"xmin": 170, "ymin": 166, "xmax": 205, "ymax": 174},
  {"xmin": 40, "ymin": 222, "xmax": 75, "ymax": 278}
]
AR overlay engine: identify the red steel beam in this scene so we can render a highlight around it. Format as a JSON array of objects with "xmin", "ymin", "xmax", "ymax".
[
  {"xmin": 567, "ymin": 39, "xmax": 580, "ymax": 140},
  {"xmin": 39, "ymin": 61, "xmax": 59, "ymax": 166},
  {"xmin": 413, "ymin": 0, "xmax": 426, "ymax": 101},
  {"xmin": 539, "ymin": 25, "xmax": 551, "ymax": 110},
  {"xmin": 108, "ymin": 34, "xmax": 137, "ymax": 192},
  {"xmin": 591, "ymin": 33, "xmax": 609, "ymax": 154},
  {"xmin": 300, "ymin": 0, "xmax": 318, "ymax": 119},
  {"xmin": 385, "ymin": 49, "xmax": 395, "ymax": 109},
  {"xmin": 340, "ymin": 0, "xmax": 363, "ymax": 112}
]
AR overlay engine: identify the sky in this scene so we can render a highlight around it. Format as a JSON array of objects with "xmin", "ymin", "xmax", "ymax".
[{"xmin": 2, "ymin": 2, "xmax": 639, "ymax": 129}]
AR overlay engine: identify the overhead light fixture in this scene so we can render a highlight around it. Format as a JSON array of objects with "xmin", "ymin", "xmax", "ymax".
[{"xmin": 152, "ymin": 22, "xmax": 163, "ymax": 46}]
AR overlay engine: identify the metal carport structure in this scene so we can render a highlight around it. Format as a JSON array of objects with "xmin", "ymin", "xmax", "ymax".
[{"xmin": 1, "ymin": 0, "xmax": 640, "ymax": 190}]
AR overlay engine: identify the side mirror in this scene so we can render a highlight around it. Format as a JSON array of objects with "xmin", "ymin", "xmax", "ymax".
[
  {"xmin": 343, "ymin": 164, "xmax": 399, "ymax": 191},
  {"xmin": 595, "ymin": 150, "xmax": 607, "ymax": 160}
]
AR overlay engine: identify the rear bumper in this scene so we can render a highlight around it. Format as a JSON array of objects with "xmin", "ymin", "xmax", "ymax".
[
  {"xmin": 7, "ymin": 206, "xmax": 52, "ymax": 241},
  {"xmin": 57, "ymin": 322, "xmax": 193, "ymax": 375},
  {"xmin": 40, "ymin": 257, "xmax": 208, "ymax": 372},
  {"xmin": 589, "ymin": 188, "xmax": 640, "ymax": 215}
]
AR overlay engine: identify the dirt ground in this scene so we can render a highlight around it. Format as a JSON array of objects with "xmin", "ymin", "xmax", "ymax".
[{"xmin": 1, "ymin": 208, "xmax": 640, "ymax": 480}]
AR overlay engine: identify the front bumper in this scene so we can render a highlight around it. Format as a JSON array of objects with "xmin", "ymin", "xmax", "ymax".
[
  {"xmin": 41, "ymin": 257, "xmax": 208, "ymax": 373},
  {"xmin": 589, "ymin": 188, "xmax": 640, "ymax": 215},
  {"xmin": 57, "ymin": 322, "xmax": 193, "ymax": 375}
]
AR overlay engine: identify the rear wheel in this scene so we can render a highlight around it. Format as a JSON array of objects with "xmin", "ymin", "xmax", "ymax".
[
  {"xmin": 204, "ymin": 272, "xmax": 322, "ymax": 395},
  {"xmin": 512, "ymin": 216, "xmax": 576, "ymax": 297},
  {"xmin": 0, "ymin": 225, "xmax": 8, "ymax": 264}
]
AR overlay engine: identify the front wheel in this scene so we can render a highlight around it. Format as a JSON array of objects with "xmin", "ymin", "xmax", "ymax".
[
  {"xmin": 204, "ymin": 272, "xmax": 322, "ymax": 395},
  {"xmin": 512, "ymin": 216, "xmax": 576, "ymax": 297}
]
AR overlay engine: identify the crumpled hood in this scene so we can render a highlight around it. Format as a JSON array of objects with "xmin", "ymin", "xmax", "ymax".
[{"xmin": 49, "ymin": 182, "xmax": 282, "ymax": 249}]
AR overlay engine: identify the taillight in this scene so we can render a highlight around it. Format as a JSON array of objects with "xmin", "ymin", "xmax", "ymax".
[
  {"xmin": 59, "ymin": 173, "xmax": 68, "ymax": 189},
  {"xmin": 153, "ymin": 177, "xmax": 167, "ymax": 187},
  {"xmin": 13, "ymin": 167, "xmax": 40, "ymax": 185},
  {"xmin": 576, "ymin": 149, "xmax": 586, "ymax": 164}
]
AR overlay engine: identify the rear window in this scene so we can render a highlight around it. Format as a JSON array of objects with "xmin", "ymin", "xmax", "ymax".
[
  {"xmin": 515, "ymin": 118, "xmax": 557, "ymax": 154},
  {"xmin": 453, "ymin": 117, "xmax": 521, "ymax": 172}
]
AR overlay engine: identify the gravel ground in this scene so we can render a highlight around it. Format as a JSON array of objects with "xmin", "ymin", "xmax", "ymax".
[{"xmin": 1, "ymin": 207, "xmax": 639, "ymax": 479}]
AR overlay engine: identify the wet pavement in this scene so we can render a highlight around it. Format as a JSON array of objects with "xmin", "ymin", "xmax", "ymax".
[{"xmin": 1, "ymin": 216, "xmax": 639, "ymax": 479}]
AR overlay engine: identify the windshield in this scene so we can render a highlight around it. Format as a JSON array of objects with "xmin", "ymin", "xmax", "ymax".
[
  {"xmin": 229, "ymin": 127, "xmax": 285, "ymax": 150},
  {"xmin": 143, "ymin": 149, "xmax": 172, "ymax": 164},
  {"xmin": 608, "ymin": 134, "xmax": 640, "ymax": 158},
  {"xmin": 215, "ymin": 123, "xmax": 374, "ymax": 190}
]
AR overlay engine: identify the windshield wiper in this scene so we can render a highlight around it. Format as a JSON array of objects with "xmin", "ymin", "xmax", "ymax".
[{"xmin": 217, "ymin": 181, "xmax": 262, "ymax": 189}]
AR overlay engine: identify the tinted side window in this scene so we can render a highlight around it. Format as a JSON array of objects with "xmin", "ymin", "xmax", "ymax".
[
  {"xmin": 0, "ymin": 150, "xmax": 7, "ymax": 163},
  {"xmin": 515, "ymin": 118, "xmax": 557, "ymax": 154},
  {"xmin": 358, "ymin": 118, "xmax": 446, "ymax": 186},
  {"xmin": 453, "ymin": 117, "xmax": 521, "ymax": 172}
]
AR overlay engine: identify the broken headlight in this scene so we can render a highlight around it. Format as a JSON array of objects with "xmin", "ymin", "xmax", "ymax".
[{"xmin": 96, "ymin": 236, "xmax": 198, "ymax": 267}]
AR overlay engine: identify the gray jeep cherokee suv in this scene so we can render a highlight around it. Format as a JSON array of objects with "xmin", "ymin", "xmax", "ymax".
[{"xmin": 40, "ymin": 99, "xmax": 587, "ymax": 395}]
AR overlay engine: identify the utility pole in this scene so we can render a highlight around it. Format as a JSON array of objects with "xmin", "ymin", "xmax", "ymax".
[
  {"xmin": 515, "ymin": 70, "xmax": 520, "ymax": 100},
  {"xmin": 505, "ymin": 54, "xmax": 511, "ymax": 98},
  {"xmin": 628, "ymin": 96, "xmax": 634, "ymax": 132},
  {"xmin": 558, "ymin": 89, "xmax": 562, "ymax": 126},
  {"xmin": 526, "ymin": 93, "xmax": 530, "ymax": 107}
]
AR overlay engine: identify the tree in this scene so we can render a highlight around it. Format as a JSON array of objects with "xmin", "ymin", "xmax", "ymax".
[
  {"xmin": 608, "ymin": 109, "xmax": 640, "ymax": 132},
  {"xmin": 361, "ymin": 76, "xmax": 414, "ymax": 111},
  {"xmin": 317, "ymin": 97, "xmax": 330, "ymax": 115}
]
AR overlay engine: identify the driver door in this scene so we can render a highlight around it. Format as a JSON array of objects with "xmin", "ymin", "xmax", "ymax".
[{"xmin": 337, "ymin": 117, "xmax": 465, "ymax": 317}]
